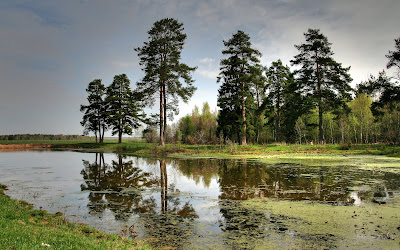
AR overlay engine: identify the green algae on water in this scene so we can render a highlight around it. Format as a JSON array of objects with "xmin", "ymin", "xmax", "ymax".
[{"xmin": 240, "ymin": 197, "xmax": 400, "ymax": 249}]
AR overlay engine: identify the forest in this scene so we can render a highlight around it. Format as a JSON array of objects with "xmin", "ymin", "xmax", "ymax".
[{"xmin": 80, "ymin": 18, "xmax": 400, "ymax": 145}]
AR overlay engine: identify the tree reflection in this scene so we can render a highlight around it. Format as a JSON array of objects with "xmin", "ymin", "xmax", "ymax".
[
  {"xmin": 78, "ymin": 155, "xmax": 400, "ymax": 248},
  {"xmin": 171, "ymin": 158, "xmax": 219, "ymax": 187},
  {"xmin": 218, "ymin": 159, "xmax": 270, "ymax": 248},
  {"xmin": 132, "ymin": 159, "xmax": 198, "ymax": 248},
  {"xmin": 214, "ymin": 159, "xmax": 400, "ymax": 248},
  {"xmin": 80, "ymin": 153, "xmax": 157, "ymax": 221}
]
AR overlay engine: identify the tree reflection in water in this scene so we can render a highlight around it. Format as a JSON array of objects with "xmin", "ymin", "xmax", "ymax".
[
  {"xmin": 132, "ymin": 159, "xmax": 198, "ymax": 248},
  {"xmin": 79, "ymin": 155, "xmax": 400, "ymax": 248},
  {"xmin": 81, "ymin": 155, "xmax": 198, "ymax": 248},
  {"xmin": 172, "ymin": 158, "xmax": 400, "ymax": 248},
  {"xmin": 80, "ymin": 153, "xmax": 157, "ymax": 221}
]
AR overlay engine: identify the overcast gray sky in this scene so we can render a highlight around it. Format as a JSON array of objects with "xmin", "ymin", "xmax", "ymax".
[{"xmin": 1, "ymin": 0, "xmax": 399, "ymax": 135}]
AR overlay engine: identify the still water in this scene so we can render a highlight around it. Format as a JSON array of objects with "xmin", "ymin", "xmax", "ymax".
[{"xmin": 0, "ymin": 151, "xmax": 399, "ymax": 248}]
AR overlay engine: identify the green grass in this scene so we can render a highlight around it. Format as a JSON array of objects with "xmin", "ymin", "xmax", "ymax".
[
  {"xmin": 1, "ymin": 139, "xmax": 400, "ymax": 158},
  {"xmin": 0, "ymin": 184, "xmax": 151, "ymax": 250}
]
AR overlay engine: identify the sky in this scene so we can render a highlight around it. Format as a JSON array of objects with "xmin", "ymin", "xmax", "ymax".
[{"xmin": 1, "ymin": 0, "xmax": 399, "ymax": 136}]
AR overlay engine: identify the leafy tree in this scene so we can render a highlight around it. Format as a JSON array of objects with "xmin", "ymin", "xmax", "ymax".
[
  {"xmin": 291, "ymin": 28, "xmax": 352, "ymax": 143},
  {"xmin": 135, "ymin": 18, "xmax": 197, "ymax": 146},
  {"xmin": 379, "ymin": 103, "xmax": 400, "ymax": 144},
  {"xmin": 349, "ymin": 94, "xmax": 374, "ymax": 144},
  {"xmin": 357, "ymin": 71, "xmax": 399, "ymax": 116},
  {"xmin": 357, "ymin": 71, "xmax": 400, "ymax": 144},
  {"xmin": 265, "ymin": 60, "xmax": 293, "ymax": 142},
  {"xmin": 217, "ymin": 30, "xmax": 262, "ymax": 145},
  {"xmin": 80, "ymin": 79, "xmax": 107, "ymax": 143},
  {"xmin": 177, "ymin": 102, "xmax": 217, "ymax": 145},
  {"xmin": 386, "ymin": 37, "xmax": 400, "ymax": 79},
  {"xmin": 105, "ymin": 74, "xmax": 144, "ymax": 143},
  {"xmin": 199, "ymin": 102, "xmax": 218, "ymax": 143}
]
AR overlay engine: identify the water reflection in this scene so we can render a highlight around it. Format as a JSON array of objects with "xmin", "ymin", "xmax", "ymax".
[
  {"xmin": 170, "ymin": 158, "xmax": 399, "ymax": 205},
  {"xmin": 80, "ymin": 154, "xmax": 157, "ymax": 220},
  {"xmin": 78, "ymin": 154, "xmax": 400, "ymax": 248},
  {"xmin": 132, "ymin": 159, "xmax": 198, "ymax": 248},
  {"xmin": 80, "ymin": 154, "xmax": 198, "ymax": 248},
  {"xmin": 1, "ymin": 151, "xmax": 400, "ymax": 248}
]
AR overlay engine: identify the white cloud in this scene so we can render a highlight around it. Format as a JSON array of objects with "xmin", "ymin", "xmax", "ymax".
[
  {"xmin": 196, "ymin": 57, "xmax": 219, "ymax": 79},
  {"xmin": 196, "ymin": 69, "xmax": 219, "ymax": 80},
  {"xmin": 199, "ymin": 57, "xmax": 215, "ymax": 64}
]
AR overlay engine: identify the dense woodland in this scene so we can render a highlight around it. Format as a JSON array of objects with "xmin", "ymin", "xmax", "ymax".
[{"xmin": 80, "ymin": 18, "xmax": 400, "ymax": 145}]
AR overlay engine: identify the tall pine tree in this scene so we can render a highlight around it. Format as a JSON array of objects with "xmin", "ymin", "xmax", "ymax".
[
  {"xmin": 217, "ymin": 30, "xmax": 262, "ymax": 145},
  {"xmin": 135, "ymin": 18, "xmax": 197, "ymax": 146},
  {"xmin": 265, "ymin": 60, "xmax": 292, "ymax": 142},
  {"xmin": 80, "ymin": 79, "xmax": 107, "ymax": 143},
  {"xmin": 105, "ymin": 74, "xmax": 144, "ymax": 143},
  {"xmin": 291, "ymin": 29, "xmax": 352, "ymax": 143}
]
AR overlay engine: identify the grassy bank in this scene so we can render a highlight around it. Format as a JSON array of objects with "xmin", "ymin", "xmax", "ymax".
[
  {"xmin": 1, "ymin": 139, "xmax": 400, "ymax": 157},
  {"xmin": 0, "ymin": 184, "xmax": 149, "ymax": 249}
]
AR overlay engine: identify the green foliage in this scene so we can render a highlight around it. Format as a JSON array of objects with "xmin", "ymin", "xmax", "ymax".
[
  {"xmin": 177, "ymin": 102, "xmax": 218, "ymax": 145},
  {"xmin": 80, "ymin": 79, "xmax": 107, "ymax": 142},
  {"xmin": 217, "ymin": 30, "xmax": 263, "ymax": 145},
  {"xmin": 386, "ymin": 36, "xmax": 400, "ymax": 79},
  {"xmin": 135, "ymin": 18, "xmax": 196, "ymax": 146},
  {"xmin": 72, "ymin": 29, "xmax": 398, "ymax": 146},
  {"xmin": 105, "ymin": 74, "xmax": 145, "ymax": 143},
  {"xmin": 378, "ymin": 102, "xmax": 400, "ymax": 144},
  {"xmin": 349, "ymin": 94, "xmax": 374, "ymax": 144},
  {"xmin": 356, "ymin": 69, "xmax": 400, "ymax": 144},
  {"xmin": 265, "ymin": 59, "xmax": 296, "ymax": 142},
  {"xmin": 291, "ymin": 28, "xmax": 352, "ymax": 143}
]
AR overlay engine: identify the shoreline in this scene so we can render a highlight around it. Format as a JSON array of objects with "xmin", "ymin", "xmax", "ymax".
[
  {"xmin": 1, "ymin": 141, "xmax": 400, "ymax": 158},
  {"xmin": 0, "ymin": 184, "xmax": 150, "ymax": 249}
]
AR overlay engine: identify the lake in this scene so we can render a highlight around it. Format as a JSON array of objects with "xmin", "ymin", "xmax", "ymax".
[{"xmin": 1, "ymin": 150, "xmax": 399, "ymax": 248}]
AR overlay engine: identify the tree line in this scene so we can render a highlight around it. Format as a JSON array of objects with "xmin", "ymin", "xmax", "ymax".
[
  {"xmin": 81, "ymin": 18, "xmax": 400, "ymax": 145},
  {"xmin": 0, "ymin": 134, "xmax": 90, "ymax": 141}
]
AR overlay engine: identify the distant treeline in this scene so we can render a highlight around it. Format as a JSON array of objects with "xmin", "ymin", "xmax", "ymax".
[{"xmin": 0, "ymin": 134, "xmax": 92, "ymax": 141}]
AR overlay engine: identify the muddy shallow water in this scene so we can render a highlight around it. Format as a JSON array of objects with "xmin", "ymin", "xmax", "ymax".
[{"xmin": 0, "ymin": 151, "xmax": 399, "ymax": 249}]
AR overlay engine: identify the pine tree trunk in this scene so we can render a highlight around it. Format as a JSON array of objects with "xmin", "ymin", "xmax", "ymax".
[
  {"xmin": 241, "ymin": 80, "xmax": 247, "ymax": 146},
  {"xmin": 319, "ymin": 105, "xmax": 324, "ymax": 144},
  {"xmin": 160, "ymin": 159, "xmax": 167, "ymax": 214},
  {"xmin": 317, "ymin": 62, "xmax": 324, "ymax": 144},
  {"xmin": 98, "ymin": 120, "xmax": 102, "ymax": 143},
  {"xmin": 159, "ymin": 87, "xmax": 165, "ymax": 146},
  {"xmin": 163, "ymin": 84, "xmax": 167, "ymax": 144},
  {"xmin": 276, "ymin": 91, "xmax": 281, "ymax": 142},
  {"xmin": 101, "ymin": 124, "xmax": 105, "ymax": 143},
  {"xmin": 118, "ymin": 130, "xmax": 122, "ymax": 143}
]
